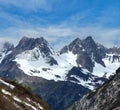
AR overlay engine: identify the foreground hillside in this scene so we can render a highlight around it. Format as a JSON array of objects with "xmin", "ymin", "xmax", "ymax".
[
  {"xmin": 0, "ymin": 78, "xmax": 51, "ymax": 110},
  {"xmin": 68, "ymin": 67, "xmax": 120, "ymax": 110}
]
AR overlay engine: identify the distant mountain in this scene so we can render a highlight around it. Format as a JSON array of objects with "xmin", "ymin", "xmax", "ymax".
[
  {"xmin": 0, "ymin": 78, "xmax": 51, "ymax": 110},
  {"xmin": 60, "ymin": 36, "xmax": 120, "ymax": 78},
  {"xmin": 0, "ymin": 36, "xmax": 119, "ymax": 110},
  {"xmin": 0, "ymin": 42, "xmax": 14, "ymax": 63},
  {"xmin": 68, "ymin": 67, "xmax": 120, "ymax": 110}
]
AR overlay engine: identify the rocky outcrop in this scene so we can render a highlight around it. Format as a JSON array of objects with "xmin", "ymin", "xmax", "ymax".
[
  {"xmin": 60, "ymin": 36, "xmax": 107, "ymax": 72},
  {"xmin": 71, "ymin": 67, "xmax": 120, "ymax": 110}
]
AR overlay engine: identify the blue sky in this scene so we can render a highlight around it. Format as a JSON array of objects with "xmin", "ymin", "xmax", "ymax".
[{"xmin": 0, "ymin": 0, "xmax": 120, "ymax": 49}]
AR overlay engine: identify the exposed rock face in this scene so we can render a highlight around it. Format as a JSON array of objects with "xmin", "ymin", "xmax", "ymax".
[
  {"xmin": 107, "ymin": 47, "xmax": 120, "ymax": 54},
  {"xmin": 16, "ymin": 37, "xmax": 52, "ymax": 56},
  {"xmin": 82, "ymin": 36, "xmax": 105, "ymax": 67},
  {"xmin": 60, "ymin": 36, "xmax": 107, "ymax": 72},
  {"xmin": 60, "ymin": 38, "xmax": 83, "ymax": 55},
  {"xmin": 106, "ymin": 47, "xmax": 120, "ymax": 63},
  {"xmin": 70, "ymin": 67, "xmax": 120, "ymax": 110},
  {"xmin": 76, "ymin": 52, "xmax": 94, "ymax": 72},
  {"xmin": 60, "ymin": 37, "xmax": 95, "ymax": 72}
]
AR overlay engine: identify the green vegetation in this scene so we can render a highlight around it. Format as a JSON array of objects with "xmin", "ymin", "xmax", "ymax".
[
  {"xmin": 0, "ymin": 86, "xmax": 2, "ymax": 93},
  {"xmin": 66, "ymin": 103, "xmax": 77, "ymax": 110},
  {"xmin": 86, "ymin": 90, "xmax": 96, "ymax": 99},
  {"xmin": 22, "ymin": 84, "xmax": 32, "ymax": 93}
]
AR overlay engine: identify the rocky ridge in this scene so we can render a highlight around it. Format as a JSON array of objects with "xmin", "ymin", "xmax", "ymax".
[{"xmin": 68, "ymin": 67, "xmax": 120, "ymax": 110}]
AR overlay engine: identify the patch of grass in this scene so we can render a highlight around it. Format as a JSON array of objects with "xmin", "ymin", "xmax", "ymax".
[{"xmin": 22, "ymin": 84, "xmax": 32, "ymax": 93}]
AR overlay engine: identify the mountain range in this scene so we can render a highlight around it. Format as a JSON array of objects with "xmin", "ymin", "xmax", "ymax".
[{"xmin": 0, "ymin": 36, "xmax": 120, "ymax": 110}]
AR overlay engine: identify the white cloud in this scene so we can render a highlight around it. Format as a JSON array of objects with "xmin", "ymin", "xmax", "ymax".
[
  {"xmin": 0, "ymin": 0, "xmax": 120, "ymax": 51},
  {"xmin": 0, "ymin": 25, "xmax": 120, "ymax": 50},
  {"xmin": 0, "ymin": 2, "xmax": 120, "ymax": 50},
  {"xmin": 0, "ymin": 37, "xmax": 18, "ymax": 49}
]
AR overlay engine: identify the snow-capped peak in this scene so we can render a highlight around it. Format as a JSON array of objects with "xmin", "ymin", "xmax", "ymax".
[
  {"xmin": 16, "ymin": 37, "xmax": 53, "ymax": 56},
  {"xmin": 0, "ymin": 36, "xmax": 120, "ymax": 91}
]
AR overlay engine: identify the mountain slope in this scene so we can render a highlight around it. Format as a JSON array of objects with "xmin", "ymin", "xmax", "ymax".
[
  {"xmin": 0, "ymin": 37, "xmax": 105, "ymax": 89},
  {"xmin": 0, "ymin": 78, "xmax": 51, "ymax": 110},
  {"xmin": 60, "ymin": 36, "xmax": 120, "ymax": 78},
  {"xmin": 68, "ymin": 67, "xmax": 120, "ymax": 110},
  {"xmin": 0, "ymin": 36, "xmax": 119, "ymax": 110},
  {"xmin": 0, "ymin": 37, "xmax": 92, "ymax": 110}
]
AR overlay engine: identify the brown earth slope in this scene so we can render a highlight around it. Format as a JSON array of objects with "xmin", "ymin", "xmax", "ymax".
[{"xmin": 0, "ymin": 78, "xmax": 51, "ymax": 110}]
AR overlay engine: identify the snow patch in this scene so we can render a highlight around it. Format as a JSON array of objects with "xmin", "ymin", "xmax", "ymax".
[
  {"xmin": 0, "ymin": 52, "xmax": 5, "ymax": 63},
  {"xmin": 15, "ymin": 51, "xmax": 77, "ymax": 82},
  {"xmin": 13, "ymin": 96, "xmax": 22, "ymax": 103},
  {"xmin": 0, "ymin": 78, "xmax": 15, "ymax": 89},
  {"xmin": 93, "ymin": 55, "xmax": 120, "ymax": 78},
  {"xmin": 13, "ymin": 96, "xmax": 42, "ymax": 110},
  {"xmin": 0, "ymin": 50, "xmax": 12, "ymax": 63},
  {"xmin": 57, "ymin": 51, "xmax": 77, "ymax": 66},
  {"xmin": 26, "ymin": 97, "xmax": 43, "ymax": 110},
  {"xmin": 70, "ymin": 75, "xmax": 94, "ymax": 90},
  {"xmin": 2, "ymin": 89, "xmax": 12, "ymax": 96}
]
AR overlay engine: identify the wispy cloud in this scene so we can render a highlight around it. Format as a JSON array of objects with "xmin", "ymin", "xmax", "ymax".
[
  {"xmin": 0, "ymin": 37, "xmax": 18, "ymax": 49},
  {"xmin": 0, "ymin": 0, "xmax": 120, "ymax": 50},
  {"xmin": 0, "ymin": 0, "xmax": 51, "ymax": 12},
  {"xmin": 0, "ymin": 25, "xmax": 120, "ymax": 50},
  {"xmin": 95, "ymin": 7, "xmax": 120, "ymax": 27}
]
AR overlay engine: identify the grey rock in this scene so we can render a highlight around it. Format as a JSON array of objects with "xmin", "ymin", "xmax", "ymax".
[{"xmin": 73, "ymin": 67, "xmax": 120, "ymax": 110}]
